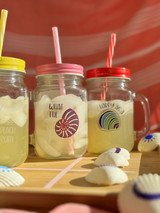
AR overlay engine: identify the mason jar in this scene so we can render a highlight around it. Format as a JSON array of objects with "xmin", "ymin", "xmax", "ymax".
[
  {"xmin": 86, "ymin": 67, "xmax": 150, "ymax": 153},
  {"xmin": 0, "ymin": 57, "xmax": 29, "ymax": 167},
  {"xmin": 33, "ymin": 63, "xmax": 88, "ymax": 159}
]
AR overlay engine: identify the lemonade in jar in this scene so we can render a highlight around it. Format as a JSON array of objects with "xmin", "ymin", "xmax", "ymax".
[
  {"xmin": 0, "ymin": 57, "xmax": 29, "ymax": 167},
  {"xmin": 33, "ymin": 63, "xmax": 88, "ymax": 159},
  {"xmin": 86, "ymin": 67, "xmax": 150, "ymax": 153}
]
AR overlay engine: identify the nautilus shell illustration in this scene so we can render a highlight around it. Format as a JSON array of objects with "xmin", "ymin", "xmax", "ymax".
[{"xmin": 55, "ymin": 108, "xmax": 79, "ymax": 138}]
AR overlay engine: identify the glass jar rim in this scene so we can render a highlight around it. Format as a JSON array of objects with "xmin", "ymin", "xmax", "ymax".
[
  {"xmin": 0, "ymin": 56, "xmax": 25, "ymax": 73},
  {"xmin": 36, "ymin": 63, "xmax": 84, "ymax": 76},
  {"xmin": 86, "ymin": 67, "xmax": 130, "ymax": 79}
]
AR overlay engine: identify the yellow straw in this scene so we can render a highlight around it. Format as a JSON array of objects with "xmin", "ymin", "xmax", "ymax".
[{"xmin": 0, "ymin": 9, "xmax": 8, "ymax": 56}]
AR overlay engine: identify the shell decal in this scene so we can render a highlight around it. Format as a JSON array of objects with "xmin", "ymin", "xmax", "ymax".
[
  {"xmin": 99, "ymin": 110, "xmax": 120, "ymax": 130},
  {"xmin": 55, "ymin": 108, "xmax": 79, "ymax": 138}
]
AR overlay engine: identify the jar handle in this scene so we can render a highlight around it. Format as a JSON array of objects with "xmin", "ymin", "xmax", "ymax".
[{"xmin": 133, "ymin": 92, "xmax": 151, "ymax": 139}]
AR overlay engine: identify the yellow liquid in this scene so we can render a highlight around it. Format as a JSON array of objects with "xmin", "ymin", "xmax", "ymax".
[
  {"xmin": 0, "ymin": 120, "xmax": 28, "ymax": 167},
  {"xmin": 34, "ymin": 94, "xmax": 88, "ymax": 159},
  {"xmin": 88, "ymin": 100, "xmax": 134, "ymax": 153},
  {"xmin": 0, "ymin": 96, "xmax": 29, "ymax": 167}
]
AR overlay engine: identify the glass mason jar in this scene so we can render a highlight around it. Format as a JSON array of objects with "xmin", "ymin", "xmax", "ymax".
[
  {"xmin": 33, "ymin": 63, "xmax": 88, "ymax": 159},
  {"xmin": 86, "ymin": 67, "xmax": 150, "ymax": 153},
  {"xmin": 0, "ymin": 57, "xmax": 29, "ymax": 167}
]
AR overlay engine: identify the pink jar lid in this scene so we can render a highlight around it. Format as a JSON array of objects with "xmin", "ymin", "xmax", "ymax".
[
  {"xmin": 36, "ymin": 63, "xmax": 84, "ymax": 76},
  {"xmin": 86, "ymin": 67, "xmax": 130, "ymax": 79}
]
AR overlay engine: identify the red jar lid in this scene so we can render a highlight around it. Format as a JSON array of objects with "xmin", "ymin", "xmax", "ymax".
[
  {"xmin": 86, "ymin": 67, "xmax": 130, "ymax": 79},
  {"xmin": 36, "ymin": 63, "xmax": 84, "ymax": 76}
]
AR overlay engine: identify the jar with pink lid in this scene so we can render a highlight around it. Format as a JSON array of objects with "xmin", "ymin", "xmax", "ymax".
[{"xmin": 33, "ymin": 63, "xmax": 87, "ymax": 159}]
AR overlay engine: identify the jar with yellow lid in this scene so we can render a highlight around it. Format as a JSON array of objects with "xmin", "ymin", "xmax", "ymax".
[{"xmin": 0, "ymin": 57, "xmax": 29, "ymax": 167}]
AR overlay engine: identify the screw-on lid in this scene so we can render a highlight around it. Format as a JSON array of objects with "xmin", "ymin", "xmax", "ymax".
[
  {"xmin": 36, "ymin": 63, "xmax": 84, "ymax": 76},
  {"xmin": 0, "ymin": 56, "xmax": 25, "ymax": 72},
  {"xmin": 86, "ymin": 67, "xmax": 130, "ymax": 79}
]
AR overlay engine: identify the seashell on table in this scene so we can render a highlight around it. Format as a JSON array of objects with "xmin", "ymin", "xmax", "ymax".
[
  {"xmin": 0, "ymin": 166, "xmax": 25, "ymax": 187},
  {"xmin": 94, "ymin": 152, "xmax": 129, "ymax": 167},
  {"xmin": 85, "ymin": 165, "xmax": 128, "ymax": 185},
  {"xmin": 138, "ymin": 133, "xmax": 160, "ymax": 152},
  {"xmin": 118, "ymin": 173, "xmax": 160, "ymax": 213},
  {"xmin": 105, "ymin": 147, "xmax": 130, "ymax": 160}
]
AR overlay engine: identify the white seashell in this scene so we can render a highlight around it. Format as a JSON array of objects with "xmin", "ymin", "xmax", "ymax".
[
  {"xmin": 106, "ymin": 147, "xmax": 130, "ymax": 160},
  {"xmin": 118, "ymin": 173, "xmax": 160, "ymax": 213},
  {"xmin": 94, "ymin": 152, "xmax": 129, "ymax": 167},
  {"xmin": 0, "ymin": 166, "xmax": 25, "ymax": 187},
  {"xmin": 138, "ymin": 133, "xmax": 160, "ymax": 152},
  {"xmin": 85, "ymin": 165, "xmax": 128, "ymax": 185}
]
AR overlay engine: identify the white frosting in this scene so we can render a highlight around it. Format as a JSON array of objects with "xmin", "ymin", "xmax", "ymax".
[
  {"xmin": 118, "ymin": 173, "xmax": 160, "ymax": 213},
  {"xmin": 0, "ymin": 166, "xmax": 24, "ymax": 187},
  {"xmin": 85, "ymin": 165, "xmax": 128, "ymax": 185},
  {"xmin": 94, "ymin": 152, "xmax": 129, "ymax": 167}
]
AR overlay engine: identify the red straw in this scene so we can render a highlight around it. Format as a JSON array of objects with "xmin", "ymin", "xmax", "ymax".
[
  {"xmin": 52, "ymin": 27, "xmax": 66, "ymax": 95},
  {"xmin": 101, "ymin": 33, "xmax": 117, "ymax": 100},
  {"xmin": 106, "ymin": 33, "xmax": 117, "ymax": 67}
]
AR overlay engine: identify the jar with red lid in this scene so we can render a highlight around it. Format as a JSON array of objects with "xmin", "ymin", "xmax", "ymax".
[
  {"xmin": 86, "ymin": 67, "xmax": 150, "ymax": 153},
  {"xmin": 33, "ymin": 63, "xmax": 87, "ymax": 159}
]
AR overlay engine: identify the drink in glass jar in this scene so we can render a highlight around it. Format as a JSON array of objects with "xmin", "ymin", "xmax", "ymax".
[
  {"xmin": 34, "ymin": 94, "xmax": 87, "ymax": 159},
  {"xmin": 34, "ymin": 63, "xmax": 88, "ymax": 159},
  {"xmin": 86, "ymin": 67, "xmax": 150, "ymax": 153},
  {"xmin": 0, "ymin": 95, "xmax": 28, "ymax": 167},
  {"xmin": 88, "ymin": 99, "xmax": 134, "ymax": 153}
]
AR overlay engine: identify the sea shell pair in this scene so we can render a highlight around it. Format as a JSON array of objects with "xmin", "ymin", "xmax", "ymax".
[
  {"xmin": 85, "ymin": 147, "xmax": 129, "ymax": 186},
  {"xmin": 118, "ymin": 173, "xmax": 160, "ymax": 213}
]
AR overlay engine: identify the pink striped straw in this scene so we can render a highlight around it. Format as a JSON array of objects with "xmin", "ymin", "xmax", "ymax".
[
  {"xmin": 106, "ymin": 33, "xmax": 117, "ymax": 67},
  {"xmin": 52, "ymin": 27, "xmax": 66, "ymax": 95},
  {"xmin": 101, "ymin": 33, "xmax": 117, "ymax": 100}
]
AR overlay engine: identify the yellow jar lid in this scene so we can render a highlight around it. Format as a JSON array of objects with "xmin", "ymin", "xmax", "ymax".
[{"xmin": 0, "ymin": 56, "xmax": 25, "ymax": 72}]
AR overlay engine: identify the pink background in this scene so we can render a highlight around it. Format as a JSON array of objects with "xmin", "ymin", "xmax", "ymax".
[{"xmin": 0, "ymin": 0, "xmax": 159, "ymax": 135}]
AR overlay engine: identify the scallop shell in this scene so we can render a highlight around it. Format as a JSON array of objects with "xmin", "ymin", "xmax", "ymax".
[
  {"xmin": 94, "ymin": 152, "xmax": 129, "ymax": 167},
  {"xmin": 118, "ymin": 173, "xmax": 160, "ymax": 213},
  {"xmin": 138, "ymin": 133, "xmax": 160, "ymax": 152},
  {"xmin": 106, "ymin": 147, "xmax": 130, "ymax": 160},
  {"xmin": 0, "ymin": 166, "xmax": 25, "ymax": 187},
  {"xmin": 85, "ymin": 165, "xmax": 128, "ymax": 185}
]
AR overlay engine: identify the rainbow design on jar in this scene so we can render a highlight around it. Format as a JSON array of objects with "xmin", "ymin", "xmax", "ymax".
[
  {"xmin": 55, "ymin": 108, "xmax": 79, "ymax": 138},
  {"xmin": 99, "ymin": 110, "xmax": 120, "ymax": 130}
]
